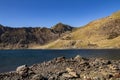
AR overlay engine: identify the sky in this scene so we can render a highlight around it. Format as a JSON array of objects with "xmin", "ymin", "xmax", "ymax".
[{"xmin": 0, "ymin": 0, "xmax": 120, "ymax": 28}]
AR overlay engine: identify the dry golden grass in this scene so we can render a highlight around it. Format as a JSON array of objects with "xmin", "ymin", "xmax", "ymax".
[
  {"xmin": 33, "ymin": 11, "xmax": 120, "ymax": 49},
  {"xmin": 110, "ymin": 11, "xmax": 120, "ymax": 19}
]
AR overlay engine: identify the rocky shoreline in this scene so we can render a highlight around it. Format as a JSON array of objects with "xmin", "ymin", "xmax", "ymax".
[{"xmin": 0, "ymin": 55, "xmax": 120, "ymax": 80}]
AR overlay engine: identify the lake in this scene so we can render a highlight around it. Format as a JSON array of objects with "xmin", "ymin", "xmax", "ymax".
[{"xmin": 0, "ymin": 49, "xmax": 120, "ymax": 73}]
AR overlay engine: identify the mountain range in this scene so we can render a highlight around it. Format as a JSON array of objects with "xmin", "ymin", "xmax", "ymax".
[{"xmin": 0, "ymin": 11, "xmax": 120, "ymax": 49}]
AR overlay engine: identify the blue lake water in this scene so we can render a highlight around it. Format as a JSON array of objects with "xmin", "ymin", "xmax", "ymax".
[{"xmin": 0, "ymin": 49, "xmax": 120, "ymax": 73}]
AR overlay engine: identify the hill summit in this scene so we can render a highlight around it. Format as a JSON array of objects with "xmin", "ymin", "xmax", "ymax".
[{"xmin": 51, "ymin": 23, "xmax": 73, "ymax": 33}]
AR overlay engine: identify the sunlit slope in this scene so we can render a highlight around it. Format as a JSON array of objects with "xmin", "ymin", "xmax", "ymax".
[{"xmin": 40, "ymin": 11, "xmax": 120, "ymax": 49}]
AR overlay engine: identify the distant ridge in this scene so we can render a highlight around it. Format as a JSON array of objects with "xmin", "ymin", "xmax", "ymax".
[
  {"xmin": 0, "ymin": 23, "xmax": 73, "ymax": 49},
  {"xmin": 1, "ymin": 11, "xmax": 120, "ymax": 49}
]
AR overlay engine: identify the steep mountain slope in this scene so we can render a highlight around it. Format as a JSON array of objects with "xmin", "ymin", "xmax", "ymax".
[
  {"xmin": 42, "ymin": 11, "xmax": 120, "ymax": 49},
  {"xmin": 0, "ymin": 23, "xmax": 73, "ymax": 49}
]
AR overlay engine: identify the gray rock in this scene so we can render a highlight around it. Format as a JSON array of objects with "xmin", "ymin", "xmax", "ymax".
[
  {"xmin": 66, "ymin": 68, "xmax": 74, "ymax": 72},
  {"xmin": 62, "ymin": 73, "xmax": 74, "ymax": 78},
  {"xmin": 74, "ymin": 55, "xmax": 83, "ymax": 60},
  {"xmin": 0, "ymin": 56, "xmax": 120, "ymax": 80},
  {"xmin": 55, "ymin": 56, "xmax": 66, "ymax": 63},
  {"xmin": 16, "ymin": 65, "xmax": 29, "ymax": 76},
  {"xmin": 31, "ymin": 74, "xmax": 45, "ymax": 80}
]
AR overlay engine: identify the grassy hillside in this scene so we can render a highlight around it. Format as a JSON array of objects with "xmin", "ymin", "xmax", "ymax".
[{"xmin": 39, "ymin": 11, "xmax": 120, "ymax": 49}]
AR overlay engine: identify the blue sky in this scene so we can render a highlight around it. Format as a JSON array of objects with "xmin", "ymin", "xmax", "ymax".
[{"xmin": 0, "ymin": 0, "xmax": 120, "ymax": 27}]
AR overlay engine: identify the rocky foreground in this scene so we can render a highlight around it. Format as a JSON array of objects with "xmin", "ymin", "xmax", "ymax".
[{"xmin": 0, "ymin": 55, "xmax": 120, "ymax": 80}]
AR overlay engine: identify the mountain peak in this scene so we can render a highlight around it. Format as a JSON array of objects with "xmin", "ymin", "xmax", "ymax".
[
  {"xmin": 52, "ymin": 22, "xmax": 66, "ymax": 28},
  {"xmin": 51, "ymin": 23, "xmax": 73, "ymax": 33}
]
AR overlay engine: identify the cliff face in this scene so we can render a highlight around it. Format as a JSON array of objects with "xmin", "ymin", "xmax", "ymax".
[{"xmin": 0, "ymin": 23, "xmax": 73, "ymax": 49}]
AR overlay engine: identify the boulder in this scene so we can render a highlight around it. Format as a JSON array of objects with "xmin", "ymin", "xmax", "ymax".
[
  {"xmin": 16, "ymin": 65, "xmax": 29, "ymax": 76},
  {"xmin": 74, "ymin": 55, "xmax": 84, "ymax": 60},
  {"xmin": 31, "ymin": 74, "xmax": 45, "ymax": 80},
  {"xmin": 62, "ymin": 73, "xmax": 73, "ymax": 79},
  {"xmin": 109, "ymin": 65, "xmax": 119, "ymax": 71},
  {"xmin": 66, "ymin": 68, "xmax": 74, "ymax": 72},
  {"xmin": 68, "ymin": 71, "xmax": 78, "ymax": 78},
  {"xmin": 56, "ymin": 56, "xmax": 66, "ymax": 63},
  {"xmin": 65, "ymin": 68, "xmax": 79, "ymax": 78}
]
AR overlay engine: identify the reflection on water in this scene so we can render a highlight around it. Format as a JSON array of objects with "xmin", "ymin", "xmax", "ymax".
[{"xmin": 0, "ymin": 49, "xmax": 120, "ymax": 73}]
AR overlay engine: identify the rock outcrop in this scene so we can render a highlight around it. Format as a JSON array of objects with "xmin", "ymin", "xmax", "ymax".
[{"xmin": 0, "ymin": 55, "xmax": 120, "ymax": 80}]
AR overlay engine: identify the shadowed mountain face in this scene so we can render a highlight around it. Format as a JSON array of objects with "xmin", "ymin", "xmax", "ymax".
[{"xmin": 0, "ymin": 23, "xmax": 73, "ymax": 49}]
